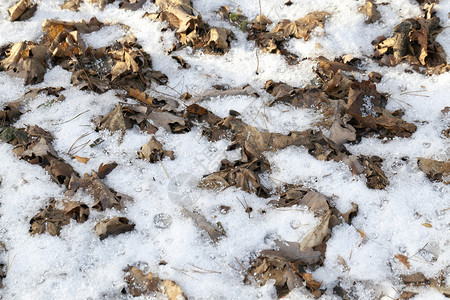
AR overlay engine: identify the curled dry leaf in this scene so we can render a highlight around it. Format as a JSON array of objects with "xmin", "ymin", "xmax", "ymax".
[
  {"xmin": 395, "ymin": 254, "xmax": 411, "ymax": 269},
  {"xmin": 138, "ymin": 137, "xmax": 174, "ymax": 163},
  {"xmin": 8, "ymin": 0, "xmax": 37, "ymax": 22},
  {"xmin": 359, "ymin": 0, "xmax": 381, "ymax": 24},
  {"xmin": 124, "ymin": 266, "xmax": 186, "ymax": 299},
  {"xmin": 95, "ymin": 217, "xmax": 135, "ymax": 240},
  {"xmin": 171, "ymin": 55, "xmax": 191, "ymax": 69},
  {"xmin": 203, "ymin": 27, "xmax": 234, "ymax": 54},
  {"xmin": 0, "ymin": 100, "xmax": 24, "ymax": 127},
  {"xmin": 417, "ymin": 158, "xmax": 450, "ymax": 184},
  {"xmin": 374, "ymin": 13, "xmax": 447, "ymax": 71},
  {"xmin": 97, "ymin": 162, "xmax": 118, "ymax": 179}
]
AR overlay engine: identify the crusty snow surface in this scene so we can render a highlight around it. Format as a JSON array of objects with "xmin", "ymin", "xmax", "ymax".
[{"xmin": 0, "ymin": 0, "xmax": 449, "ymax": 299}]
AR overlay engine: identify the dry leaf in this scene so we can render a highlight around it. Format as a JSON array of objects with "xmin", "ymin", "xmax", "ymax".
[
  {"xmin": 30, "ymin": 199, "xmax": 89, "ymax": 236},
  {"xmin": 417, "ymin": 158, "xmax": 450, "ymax": 184},
  {"xmin": 183, "ymin": 209, "xmax": 225, "ymax": 242},
  {"xmin": 421, "ymin": 223, "xmax": 432, "ymax": 227},
  {"xmin": 354, "ymin": 227, "xmax": 365, "ymax": 247},
  {"xmin": 124, "ymin": 266, "xmax": 186, "ymax": 299},
  {"xmin": 97, "ymin": 162, "xmax": 118, "ymax": 179},
  {"xmin": 95, "ymin": 217, "xmax": 135, "ymax": 240},
  {"xmin": 119, "ymin": 0, "xmax": 146, "ymax": 11},
  {"xmin": 0, "ymin": 42, "xmax": 47, "ymax": 85},
  {"xmin": 138, "ymin": 137, "xmax": 174, "ymax": 163},
  {"xmin": 8, "ymin": 0, "xmax": 37, "ymax": 22},
  {"xmin": 395, "ymin": 254, "xmax": 411, "ymax": 269},
  {"xmin": 61, "ymin": 0, "xmax": 82, "ymax": 11},
  {"xmin": 300, "ymin": 211, "xmax": 331, "ymax": 250},
  {"xmin": 271, "ymin": 11, "xmax": 330, "ymax": 41},
  {"xmin": 99, "ymin": 105, "xmax": 130, "ymax": 133},
  {"xmin": 401, "ymin": 272, "xmax": 427, "ymax": 285},
  {"xmin": 77, "ymin": 171, "xmax": 126, "ymax": 211},
  {"xmin": 359, "ymin": 1, "xmax": 381, "ymax": 24},
  {"xmin": 75, "ymin": 155, "xmax": 90, "ymax": 164},
  {"xmin": 261, "ymin": 240, "xmax": 321, "ymax": 265},
  {"xmin": 147, "ymin": 111, "xmax": 187, "ymax": 133}
]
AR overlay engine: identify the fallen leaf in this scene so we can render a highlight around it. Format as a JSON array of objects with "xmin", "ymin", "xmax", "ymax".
[
  {"xmin": 401, "ymin": 272, "xmax": 428, "ymax": 285},
  {"xmin": 77, "ymin": 171, "xmax": 126, "ymax": 211},
  {"xmin": 203, "ymin": 27, "xmax": 234, "ymax": 54},
  {"xmin": 183, "ymin": 209, "xmax": 225, "ymax": 242},
  {"xmin": 119, "ymin": 0, "xmax": 146, "ymax": 11},
  {"xmin": 171, "ymin": 55, "xmax": 191, "ymax": 69},
  {"xmin": 299, "ymin": 272, "xmax": 322, "ymax": 291},
  {"xmin": 98, "ymin": 105, "xmax": 130, "ymax": 133},
  {"xmin": 417, "ymin": 158, "xmax": 450, "ymax": 184},
  {"xmin": 0, "ymin": 42, "xmax": 47, "ymax": 85},
  {"xmin": 354, "ymin": 227, "xmax": 365, "ymax": 247},
  {"xmin": 147, "ymin": 111, "xmax": 188, "ymax": 133},
  {"xmin": 138, "ymin": 137, "xmax": 174, "ymax": 163},
  {"xmin": 60, "ymin": 0, "xmax": 81, "ymax": 11},
  {"xmin": 261, "ymin": 240, "xmax": 321, "ymax": 265},
  {"xmin": 271, "ymin": 11, "xmax": 330, "ymax": 41},
  {"xmin": 300, "ymin": 211, "xmax": 331, "ymax": 250},
  {"xmin": 97, "ymin": 162, "xmax": 118, "ymax": 179},
  {"xmin": 124, "ymin": 266, "xmax": 186, "ymax": 299},
  {"xmin": 359, "ymin": 0, "xmax": 381, "ymax": 24},
  {"xmin": 30, "ymin": 199, "xmax": 89, "ymax": 236},
  {"xmin": 329, "ymin": 115, "xmax": 356, "ymax": 146},
  {"xmin": 8, "ymin": 0, "xmax": 37, "ymax": 22},
  {"xmin": 95, "ymin": 217, "xmax": 135, "ymax": 240},
  {"xmin": 395, "ymin": 254, "xmax": 411, "ymax": 269},
  {"xmin": 75, "ymin": 155, "xmax": 90, "ymax": 164}
]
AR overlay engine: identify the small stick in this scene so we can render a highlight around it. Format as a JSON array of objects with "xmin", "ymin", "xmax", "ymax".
[{"xmin": 158, "ymin": 158, "xmax": 171, "ymax": 179}]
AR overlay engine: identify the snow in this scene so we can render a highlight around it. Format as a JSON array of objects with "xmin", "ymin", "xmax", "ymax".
[{"xmin": 0, "ymin": 0, "xmax": 449, "ymax": 299}]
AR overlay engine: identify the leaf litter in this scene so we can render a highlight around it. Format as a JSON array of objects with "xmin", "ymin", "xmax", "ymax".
[{"xmin": 0, "ymin": 0, "xmax": 449, "ymax": 298}]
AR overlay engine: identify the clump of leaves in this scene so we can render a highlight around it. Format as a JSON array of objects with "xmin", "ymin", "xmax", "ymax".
[
  {"xmin": 246, "ymin": 11, "xmax": 329, "ymax": 64},
  {"xmin": 373, "ymin": 5, "xmax": 448, "ymax": 74},
  {"xmin": 246, "ymin": 240, "xmax": 323, "ymax": 298},
  {"xmin": 124, "ymin": 266, "xmax": 186, "ymax": 299},
  {"xmin": 147, "ymin": 0, "xmax": 234, "ymax": 55},
  {"xmin": 0, "ymin": 42, "xmax": 47, "ymax": 85},
  {"xmin": 30, "ymin": 199, "xmax": 89, "ymax": 236}
]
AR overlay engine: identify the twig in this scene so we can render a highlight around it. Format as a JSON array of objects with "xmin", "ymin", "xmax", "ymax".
[
  {"xmin": 68, "ymin": 132, "xmax": 93, "ymax": 155},
  {"xmin": 158, "ymin": 158, "xmax": 171, "ymax": 179},
  {"xmin": 234, "ymin": 257, "xmax": 251, "ymax": 276},
  {"xmin": 188, "ymin": 264, "xmax": 221, "ymax": 274},
  {"xmin": 53, "ymin": 109, "xmax": 90, "ymax": 125},
  {"xmin": 255, "ymin": 0, "xmax": 262, "ymax": 75}
]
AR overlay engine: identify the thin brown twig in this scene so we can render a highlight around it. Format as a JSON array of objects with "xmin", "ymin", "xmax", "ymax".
[
  {"xmin": 234, "ymin": 257, "xmax": 252, "ymax": 276},
  {"xmin": 68, "ymin": 132, "xmax": 93, "ymax": 155},
  {"xmin": 158, "ymin": 158, "xmax": 171, "ymax": 179}
]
